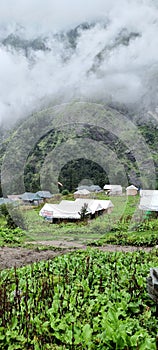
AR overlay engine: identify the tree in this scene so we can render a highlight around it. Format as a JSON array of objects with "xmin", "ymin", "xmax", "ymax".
[
  {"xmin": 62, "ymin": 189, "xmax": 69, "ymax": 196},
  {"xmin": 0, "ymin": 204, "xmax": 27, "ymax": 230},
  {"xmin": 78, "ymin": 203, "xmax": 88, "ymax": 221}
]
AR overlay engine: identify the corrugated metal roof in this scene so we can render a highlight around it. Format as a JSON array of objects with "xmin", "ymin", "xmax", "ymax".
[
  {"xmin": 103, "ymin": 184, "xmax": 122, "ymax": 191},
  {"xmin": 36, "ymin": 191, "xmax": 53, "ymax": 198},
  {"xmin": 90, "ymin": 185, "xmax": 102, "ymax": 192},
  {"xmin": 126, "ymin": 185, "xmax": 138, "ymax": 190},
  {"xmin": 74, "ymin": 189, "xmax": 90, "ymax": 195},
  {"xmin": 20, "ymin": 192, "xmax": 41, "ymax": 201},
  {"xmin": 0, "ymin": 197, "xmax": 14, "ymax": 205},
  {"xmin": 76, "ymin": 186, "xmax": 90, "ymax": 191},
  {"xmin": 7, "ymin": 194, "xmax": 22, "ymax": 201},
  {"xmin": 76, "ymin": 185, "xmax": 102, "ymax": 192}
]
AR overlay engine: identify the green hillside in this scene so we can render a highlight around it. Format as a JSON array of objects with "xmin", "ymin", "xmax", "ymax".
[{"xmin": 0, "ymin": 102, "xmax": 158, "ymax": 196}]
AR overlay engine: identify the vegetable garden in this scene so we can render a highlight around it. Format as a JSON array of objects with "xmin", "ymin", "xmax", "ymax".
[{"xmin": 0, "ymin": 249, "xmax": 158, "ymax": 349}]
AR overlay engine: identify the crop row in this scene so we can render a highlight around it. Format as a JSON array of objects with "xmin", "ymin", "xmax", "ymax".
[{"xmin": 0, "ymin": 250, "xmax": 158, "ymax": 349}]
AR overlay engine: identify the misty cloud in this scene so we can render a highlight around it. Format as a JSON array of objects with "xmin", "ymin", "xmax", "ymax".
[{"xmin": 0, "ymin": 0, "xmax": 158, "ymax": 125}]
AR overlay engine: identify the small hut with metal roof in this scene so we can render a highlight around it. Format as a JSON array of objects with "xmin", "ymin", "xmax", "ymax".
[{"xmin": 126, "ymin": 185, "xmax": 138, "ymax": 196}]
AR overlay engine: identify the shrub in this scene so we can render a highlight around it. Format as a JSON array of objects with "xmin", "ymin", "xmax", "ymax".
[
  {"xmin": 62, "ymin": 189, "xmax": 69, "ymax": 195},
  {"xmin": 0, "ymin": 204, "xmax": 27, "ymax": 230}
]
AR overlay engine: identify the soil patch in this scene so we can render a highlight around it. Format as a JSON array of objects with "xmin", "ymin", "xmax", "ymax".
[
  {"xmin": 0, "ymin": 247, "xmax": 71, "ymax": 270},
  {"xmin": 0, "ymin": 241, "xmax": 153, "ymax": 270}
]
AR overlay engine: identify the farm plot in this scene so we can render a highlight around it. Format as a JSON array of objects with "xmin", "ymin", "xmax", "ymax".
[{"xmin": 0, "ymin": 249, "xmax": 158, "ymax": 349}]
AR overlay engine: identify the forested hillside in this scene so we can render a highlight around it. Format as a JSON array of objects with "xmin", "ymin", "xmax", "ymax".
[{"xmin": 0, "ymin": 103, "xmax": 158, "ymax": 196}]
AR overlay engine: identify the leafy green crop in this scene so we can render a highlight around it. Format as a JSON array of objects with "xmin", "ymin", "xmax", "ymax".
[
  {"xmin": 0, "ymin": 250, "xmax": 158, "ymax": 349},
  {"xmin": 0, "ymin": 227, "xmax": 25, "ymax": 246},
  {"xmin": 90, "ymin": 228, "xmax": 158, "ymax": 247}
]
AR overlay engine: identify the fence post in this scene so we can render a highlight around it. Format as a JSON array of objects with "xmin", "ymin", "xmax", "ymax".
[{"xmin": 147, "ymin": 268, "xmax": 158, "ymax": 316}]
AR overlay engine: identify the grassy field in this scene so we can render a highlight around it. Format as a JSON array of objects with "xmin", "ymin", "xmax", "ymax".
[
  {"xmin": 22, "ymin": 194, "xmax": 139, "ymax": 243},
  {"xmin": 1, "ymin": 193, "xmax": 157, "ymax": 247}
]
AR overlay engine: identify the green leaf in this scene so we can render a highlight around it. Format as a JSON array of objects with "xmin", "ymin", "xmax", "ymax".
[{"xmin": 82, "ymin": 324, "xmax": 92, "ymax": 345}]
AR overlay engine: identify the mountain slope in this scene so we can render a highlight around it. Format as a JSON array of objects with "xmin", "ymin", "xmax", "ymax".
[{"xmin": 0, "ymin": 102, "xmax": 157, "ymax": 196}]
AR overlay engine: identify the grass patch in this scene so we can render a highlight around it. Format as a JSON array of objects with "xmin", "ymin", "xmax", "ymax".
[
  {"xmin": 0, "ymin": 227, "xmax": 25, "ymax": 247},
  {"xmin": 89, "ymin": 230, "xmax": 158, "ymax": 247},
  {"xmin": 0, "ymin": 195, "xmax": 156, "ymax": 248}
]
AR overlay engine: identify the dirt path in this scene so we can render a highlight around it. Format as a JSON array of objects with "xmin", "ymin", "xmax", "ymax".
[
  {"xmin": 27, "ymin": 240, "xmax": 88, "ymax": 249},
  {"xmin": 26, "ymin": 240, "xmax": 153, "ymax": 251},
  {"xmin": 0, "ymin": 246, "xmax": 73, "ymax": 270},
  {"xmin": 0, "ymin": 240, "xmax": 153, "ymax": 270}
]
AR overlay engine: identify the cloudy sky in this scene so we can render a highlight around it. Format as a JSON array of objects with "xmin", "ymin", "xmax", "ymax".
[
  {"xmin": 0, "ymin": 0, "xmax": 158, "ymax": 125},
  {"xmin": 0, "ymin": 0, "xmax": 112, "ymax": 31}
]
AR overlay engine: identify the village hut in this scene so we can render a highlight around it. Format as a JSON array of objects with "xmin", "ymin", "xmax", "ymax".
[
  {"xmin": 74, "ymin": 189, "xmax": 91, "ymax": 199},
  {"xmin": 36, "ymin": 191, "xmax": 53, "ymax": 202},
  {"xmin": 89, "ymin": 185, "xmax": 102, "ymax": 192},
  {"xmin": 19, "ymin": 192, "xmax": 41, "ymax": 205},
  {"xmin": 126, "ymin": 185, "xmax": 138, "ymax": 196},
  {"xmin": 76, "ymin": 185, "xmax": 102, "ymax": 192},
  {"xmin": 103, "ymin": 184, "xmax": 122, "ymax": 196},
  {"xmin": 7, "ymin": 194, "xmax": 22, "ymax": 202}
]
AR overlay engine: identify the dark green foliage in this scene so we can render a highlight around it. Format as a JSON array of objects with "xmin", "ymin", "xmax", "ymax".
[
  {"xmin": 0, "ymin": 204, "xmax": 27, "ymax": 230},
  {"xmin": 59, "ymin": 158, "xmax": 108, "ymax": 192},
  {"xmin": 61, "ymin": 189, "xmax": 69, "ymax": 195},
  {"xmin": 90, "ymin": 216, "xmax": 158, "ymax": 247},
  {"xmin": 1, "ymin": 112, "xmax": 158, "ymax": 194},
  {"xmin": 0, "ymin": 250, "xmax": 158, "ymax": 349},
  {"xmin": 0, "ymin": 183, "xmax": 2, "ymax": 197},
  {"xmin": 0, "ymin": 227, "xmax": 25, "ymax": 245},
  {"xmin": 22, "ymin": 124, "xmax": 140, "ymax": 193},
  {"xmin": 78, "ymin": 203, "xmax": 88, "ymax": 221},
  {"xmin": 24, "ymin": 129, "xmax": 62, "ymax": 192},
  {"xmin": 21, "ymin": 119, "xmax": 158, "ymax": 192},
  {"xmin": 92, "ymin": 231, "xmax": 158, "ymax": 247},
  {"xmin": 138, "ymin": 123, "xmax": 158, "ymax": 188},
  {"xmin": 0, "ymin": 204, "xmax": 8, "ymax": 217}
]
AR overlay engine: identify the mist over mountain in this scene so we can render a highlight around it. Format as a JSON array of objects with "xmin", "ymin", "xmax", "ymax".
[{"xmin": 0, "ymin": 0, "xmax": 158, "ymax": 126}]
